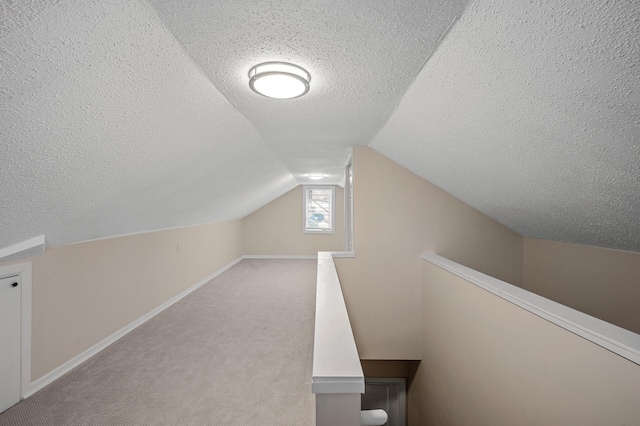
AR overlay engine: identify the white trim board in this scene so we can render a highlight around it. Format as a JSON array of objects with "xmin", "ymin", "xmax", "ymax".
[
  {"xmin": 0, "ymin": 235, "xmax": 45, "ymax": 263},
  {"xmin": 329, "ymin": 251, "xmax": 355, "ymax": 258},
  {"xmin": 422, "ymin": 253, "xmax": 640, "ymax": 366},
  {"xmin": 67, "ymin": 221, "xmax": 231, "ymax": 246},
  {"xmin": 241, "ymin": 253, "xmax": 355, "ymax": 259},
  {"xmin": 312, "ymin": 252, "xmax": 364, "ymax": 394},
  {"xmin": 0, "ymin": 261, "xmax": 32, "ymax": 401},
  {"xmin": 242, "ymin": 254, "xmax": 318, "ymax": 259},
  {"xmin": 26, "ymin": 256, "xmax": 243, "ymax": 397},
  {"xmin": 312, "ymin": 376, "xmax": 365, "ymax": 394}
]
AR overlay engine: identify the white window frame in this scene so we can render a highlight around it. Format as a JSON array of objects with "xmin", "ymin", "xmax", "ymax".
[
  {"xmin": 303, "ymin": 185, "xmax": 335, "ymax": 234},
  {"xmin": 344, "ymin": 159, "xmax": 354, "ymax": 251}
]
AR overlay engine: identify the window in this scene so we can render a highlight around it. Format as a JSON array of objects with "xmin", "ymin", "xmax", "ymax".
[{"xmin": 303, "ymin": 185, "xmax": 335, "ymax": 233}]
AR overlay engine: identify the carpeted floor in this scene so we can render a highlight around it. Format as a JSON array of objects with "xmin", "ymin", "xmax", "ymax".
[{"xmin": 0, "ymin": 259, "xmax": 316, "ymax": 426}]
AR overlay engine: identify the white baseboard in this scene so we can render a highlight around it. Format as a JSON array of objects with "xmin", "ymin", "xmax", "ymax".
[
  {"xmin": 26, "ymin": 255, "xmax": 243, "ymax": 397},
  {"xmin": 242, "ymin": 254, "xmax": 318, "ymax": 259}
]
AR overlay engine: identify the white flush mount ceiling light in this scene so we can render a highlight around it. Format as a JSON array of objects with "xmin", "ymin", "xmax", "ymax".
[
  {"xmin": 248, "ymin": 62, "xmax": 311, "ymax": 99},
  {"xmin": 308, "ymin": 173, "xmax": 324, "ymax": 180}
]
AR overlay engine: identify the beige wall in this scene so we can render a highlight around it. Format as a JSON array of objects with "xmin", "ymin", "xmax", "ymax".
[
  {"xmin": 10, "ymin": 220, "xmax": 242, "ymax": 381},
  {"xmin": 242, "ymin": 185, "xmax": 345, "ymax": 255},
  {"xmin": 524, "ymin": 237, "xmax": 640, "ymax": 334},
  {"xmin": 409, "ymin": 261, "xmax": 640, "ymax": 425},
  {"xmin": 335, "ymin": 147, "xmax": 523, "ymax": 359}
]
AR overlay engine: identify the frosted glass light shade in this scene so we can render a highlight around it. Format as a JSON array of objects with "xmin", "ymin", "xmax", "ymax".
[{"xmin": 249, "ymin": 62, "xmax": 311, "ymax": 99}]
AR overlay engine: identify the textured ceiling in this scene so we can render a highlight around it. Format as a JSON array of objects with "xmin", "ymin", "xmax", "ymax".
[
  {"xmin": 371, "ymin": 0, "xmax": 640, "ymax": 252},
  {"xmin": 147, "ymin": 0, "xmax": 470, "ymax": 183},
  {"xmin": 0, "ymin": 0, "xmax": 469, "ymax": 249},
  {"xmin": 0, "ymin": 0, "xmax": 296, "ymax": 247},
  {"xmin": 2, "ymin": 0, "xmax": 639, "ymax": 253}
]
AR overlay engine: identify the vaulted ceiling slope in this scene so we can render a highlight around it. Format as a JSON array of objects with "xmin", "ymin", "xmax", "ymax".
[
  {"xmin": 147, "ymin": 0, "xmax": 470, "ymax": 182},
  {"xmin": 1, "ymin": 0, "xmax": 298, "ymax": 248},
  {"xmin": 371, "ymin": 0, "xmax": 640, "ymax": 253},
  {"xmin": 0, "ymin": 0, "xmax": 470, "ymax": 249},
  {"xmin": 2, "ymin": 0, "xmax": 638, "ymax": 254}
]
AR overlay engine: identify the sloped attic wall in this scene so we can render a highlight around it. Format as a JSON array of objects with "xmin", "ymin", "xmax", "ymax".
[
  {"xmin": 0, "ymin": 0, "xmax": 297, "ymax": 251},
  {"xmin": 336, "ymin": 147, "xmax": 640, "ymax": 360},
  {"xmin": 335, "ymin": 147, "xmax": 523, "ymax": 359}
]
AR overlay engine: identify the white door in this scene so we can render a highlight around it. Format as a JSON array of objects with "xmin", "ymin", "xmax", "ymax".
[{"xmin": 0, "ymin": 275, "xmax": 21, "ymax": 413}]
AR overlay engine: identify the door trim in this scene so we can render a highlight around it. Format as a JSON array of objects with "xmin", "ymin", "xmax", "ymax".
[
  {"xmin": 0, "ymin": 262, "xmax": 32, "ymax": 400},
  {"xmin": 363, "ymin": 378, "xmax": 407, "ymax": 426}
]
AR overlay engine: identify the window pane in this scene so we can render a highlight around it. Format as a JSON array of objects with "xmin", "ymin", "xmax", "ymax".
[{"xmin": 304, "ymin": 186, "xmax": 334, "ymax": 232}]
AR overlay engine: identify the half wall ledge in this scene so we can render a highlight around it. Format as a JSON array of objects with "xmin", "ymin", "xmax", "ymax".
[
  {"xmin": 313, "ymin": 251, "xmax": 364, "ymax": 426},
  {"xmin": 312, "ymin": 252, "xmax": 364, "ymax": 393},
  {"xmin": 422, "ymin": 253, "xmax": 640, "ymax": 366}
]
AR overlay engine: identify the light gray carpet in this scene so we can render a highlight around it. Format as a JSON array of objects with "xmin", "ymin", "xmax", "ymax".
[{"xmin": 0, "ymin": 259, "xmax": 316, "ymax": 426}]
